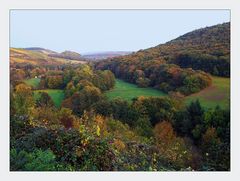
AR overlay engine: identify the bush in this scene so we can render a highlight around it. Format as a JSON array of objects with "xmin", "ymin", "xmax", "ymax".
[
  {"xmin": 132, "ymin": 97, "xmax": 177, "ymax": 125},
  {"xmin": 36, "ymin": 92, "xmax": 54, "ymax": 107},
  {"xmin": 10, "ymin": 149, "xmax": 57, "ymax": 171},
  {"xmin": 134, "ymin": 117, "xmax": 153, "ymax": 138},
  {"xmin": 136, "ymin": 77, "xmax": 150, "ymax": 88}
]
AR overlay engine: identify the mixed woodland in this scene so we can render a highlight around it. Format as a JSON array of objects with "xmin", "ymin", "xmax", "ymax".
[{"xmin": 10, "ymin": 22, "xmax": 230, "ymax": 171}]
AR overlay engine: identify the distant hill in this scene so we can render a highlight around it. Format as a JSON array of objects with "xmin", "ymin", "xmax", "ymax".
[
  {"xmin": 24, "ymin": 47, "xmax": 86, "ymax": 61},
  {"xmin": 24, "ymin": 47, "xmax": 57, "ymax": 55},
  {"xmin": 82, "ymin": 51, "xmax": 132, "ymax": 60},
  {"xmin": 49, "ymin": 50, "xmax": 85, "ymax": 61},
  {"xmin": 10, "ymin": 48, "xmax": 86, "ymax": 66}
]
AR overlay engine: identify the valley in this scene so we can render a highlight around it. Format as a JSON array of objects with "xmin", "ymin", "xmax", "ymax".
[
  {"xmin": 24, "ymin": 75, "xmax": 230, "ymax": 111},
  {"xmin": 10, "ymin": 22, "xmax": 230, "ymax": 171}
]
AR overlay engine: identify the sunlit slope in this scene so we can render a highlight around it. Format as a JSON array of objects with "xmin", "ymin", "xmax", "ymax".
[
  {"xmin": 106, "ymin": 77, "xmax": 230, "ymax": 109},
  {"xmin": 10, "ymin": 48, "xmax": 85, "ymax": 65},
  {"xmin": 185, "ymin": 76, "xmax": 230, "ymax": 109}
]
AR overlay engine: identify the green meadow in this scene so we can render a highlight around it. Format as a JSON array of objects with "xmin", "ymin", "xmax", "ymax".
[
  {"xmin": 33, "ymin": 89, "xmax": 65, "ymax": 108},
  {"xmin": 24, "ymin": 78, "xmax": 65, "ymax": 108},
  {"xmin": 106, "ymin": 77, "xmax": 230, "ymax": 109},
  {"xmin": 184, "ymin": 76, "xmax": 230, "ymax": 109},
  {"xmin": 105, "ymin": 79, "xmax": 167, "ymax": 102},
  {"xmin": 25, "ymin": 76, "xmax": 230, "ymax": 109},
  {"xmin": 24, "ymin": 78, "xmax": 41, "ymax": 88}
]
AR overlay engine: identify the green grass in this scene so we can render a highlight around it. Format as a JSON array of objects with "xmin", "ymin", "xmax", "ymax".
[
  {"xmin": 24, "ymin": 78, "xmax": 41, "ymax": 88},
  {"xmin": 184, "ymin": 76, "xmax": 230, "ymax": 109},
  {"xmin": 106, "ymin": 77, "xmax": 230, "ymax": 110},
  {"xmin": 34, "ymin": 89, "xmax": 65, "ymax": 108},
  {"xmin": 105, "ymin": 79, "xmax": 167, "ymax": 102},
  {"xmin": 24, "ymin": 78, "xmax": 65, "ymax": 107}
]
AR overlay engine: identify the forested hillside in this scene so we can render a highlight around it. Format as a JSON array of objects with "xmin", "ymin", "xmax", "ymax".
[{"xmin": 96, "ymin": 23, "xmax": 230, "ymax": 87}]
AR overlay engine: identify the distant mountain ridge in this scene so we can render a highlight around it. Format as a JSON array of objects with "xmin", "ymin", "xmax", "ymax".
[
  {"xmin": 13, "ymin": 47, "xmax": 132, "ymax": 65},
  {"xmin": 49, "ymin": 50, "xmax": 84, "ymax": 61},
  {"xmin": 24, "ymin": 47, "xmax": 85, "ymax": 61},
  {"xmin": 24, "ymin": 47, "xmax": 57, "ymax": 55},
  {"xmin": 82, "ymin": 51, "xmax": 132, "ymax": 60},
  {"xmin": 10, "ymin": 48, "xmax": 86, "ymax": 66}
]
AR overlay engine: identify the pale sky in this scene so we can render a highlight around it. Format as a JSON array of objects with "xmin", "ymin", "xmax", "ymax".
[{"xmin": 10, "ymin": 10, "xmax": 230, "ymax": 54}]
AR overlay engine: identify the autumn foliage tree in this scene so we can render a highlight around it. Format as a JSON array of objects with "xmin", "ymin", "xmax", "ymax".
[
  {"xmin": 62, "ymin": 85, "xmax": 102, "ymax": 116},
  {"xmin": 13, "ymin": 83, "xmax": 34, "ymax": 116},
  {"xmin": 154, "ymin": 121, "xmax": 198, "ymax": 169},
  {"xmin": 36, "ymin": 92, "xmax": 54, "ymax": 107}
]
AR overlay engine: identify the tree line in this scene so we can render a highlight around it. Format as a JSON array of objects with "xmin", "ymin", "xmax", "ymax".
[{"xmin": 95, "ymin": 58, "xmax": 212, "ymax": 96}]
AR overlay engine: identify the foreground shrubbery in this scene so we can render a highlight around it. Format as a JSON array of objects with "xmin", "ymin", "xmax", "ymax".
[{"xmin": 10, "ymin": 86, "xmax": 229, "ymax": 171}]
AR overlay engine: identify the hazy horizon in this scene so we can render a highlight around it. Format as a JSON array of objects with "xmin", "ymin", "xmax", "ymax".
[{"xmin": 10, "ymin": 10, "xmax": 230, "ymax": 54}]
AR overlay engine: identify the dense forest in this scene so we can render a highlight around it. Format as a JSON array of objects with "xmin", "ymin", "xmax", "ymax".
[{"xmin": 10, "ymin": 22, "xmax": 230, "ymax": 171}]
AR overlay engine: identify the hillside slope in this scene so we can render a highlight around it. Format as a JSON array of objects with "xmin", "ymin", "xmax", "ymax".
[
  {"xmin": 148, "ymin": 22, "xmax": 230, "ymax": 61},
  {"xmin": 49, "ymin": 50, "xmax": 85, "ymax": 61},
  {"xmin": 10, "ymin": 48, "xmax": 86, "ymax": 66},
  {"xmin": 95, "ymin": 23, "xmax": 230, "ymax": 95},
  {"xmin": 24, "ymin": 47, "xmax": 57, "ymax": 55},
  {"xmin": 97, "ymin": 23, "xmax": 230, "ymax": 77}
]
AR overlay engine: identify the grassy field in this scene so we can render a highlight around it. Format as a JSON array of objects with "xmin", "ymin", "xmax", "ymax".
[
  {"xmin": 26, "ymin": 76, "xmax": 229, "ymax": 109},
  {"xmin": 24, "ymin": 78, "xmax": 65, "ymax": 107},
  {"xmin": 105, "ymin": 79, "xmax": 167, "ymax": 102},
  {"xmin": 184, "ymin": 76, "xmax": 230, "ymax": 109},
  {"xmin": 34, "ymin": 89, "xmax": 65, "ymax": 108},
  {"xmin": 24, "ymin": 78, "xmax": 41, "ymax": 88},
  {"xmin": 106, "ymin": 77, "xmax": 230, "ymax": 109}
]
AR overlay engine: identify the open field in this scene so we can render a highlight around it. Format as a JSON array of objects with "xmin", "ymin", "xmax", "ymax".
[
  {"xmin": 24, "ymin": 78, "xmax": 65, "ymax": 107},
  {"xmin": 106, "ymin": 77, "xmax": 230, "ymax": 109},
  {"xmin": 184, "ymin": 76, "xmax": 230, "ymax": 109},
  {"xmin": 105, "ymin": 79, "xmax": 167, "ymax": 102},
  {"xmin": 24, "ymin": 78, "xmax": 41, "ymax": 88},
  {"xmin": 33, "ymin": 89, "xmax": 65, "ymax": 108},
  {"xmin": 25, "ymin": 76, "xmax": 230, "ymax": 109}
]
